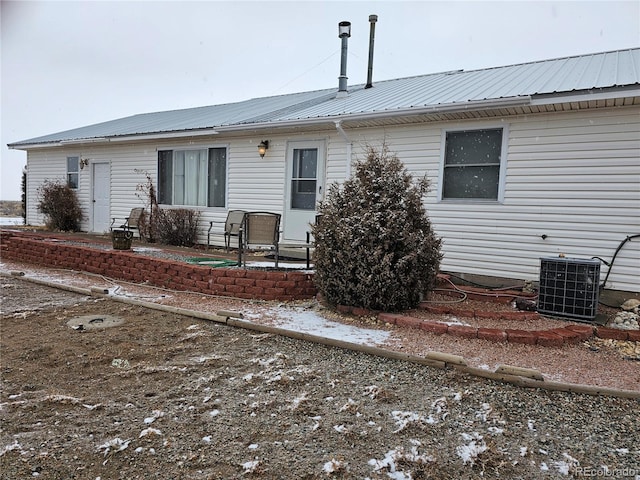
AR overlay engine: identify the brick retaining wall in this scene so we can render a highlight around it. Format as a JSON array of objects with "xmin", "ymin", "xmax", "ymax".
[{"xmin": 0, "ymin": 231, "xmax": 316, "ymax": 301}]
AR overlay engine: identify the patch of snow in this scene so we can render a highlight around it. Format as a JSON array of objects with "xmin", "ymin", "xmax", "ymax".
[
  {"xmin": 552, "ymin": 453, "xmax": 580, "ymax": 476},
  {"xmin": 289, "ymin": 393, "xmax": 308, "ymax": 410},
  {"xmin": 323, "ymin": 458, "xmax": 347, "ymax": 474},
  {"xmin": 241, "ymin": 460, "xmax": 260, "ymax": 473},
  {"xmin": 333, "ymin": 424, "xmax": 348, "ymax": 434},
  {"xmin": 0, "ymin": 217, "xmax": 24, "ymax": 226},
  {"xmin": 144, "ymin": 410, "xmax": 164, "ymax": 424},
  {"xmin": 139, "ymin": 428, "xmax": 162, "ymax": 438},
  {"xmin": 0, "ymin": 440, "xmax": 22, "ymax": 456},
  {"xmin": 246, "ymin": 306, "xmax": 390, "ymax": 346},
  {"xmin": 456, "ymin": 432, "xmax": 487, "ymax": 466},
  {"xmin": 391, "ymin": 410, "xmax": 435, "ymax": 433},
  {"xmin": 97, "ymin": 438, "xmax": 130, "ymax": 457},
  {"xmin": 368, "ymin": 443, "xmax": 434, "ymax": 479}
]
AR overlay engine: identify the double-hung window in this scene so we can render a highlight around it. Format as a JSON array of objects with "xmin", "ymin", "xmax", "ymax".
[
  {"xmin": 441, "ymin": 128, "xmax": 504, "ymax": 201},
  {"xmin": 158, "ymin": 147, "xmax": 226, "ymax": 207},
  {"xmin": 67, "ymin": 156, "xmax": 79, "ymax": 189}
]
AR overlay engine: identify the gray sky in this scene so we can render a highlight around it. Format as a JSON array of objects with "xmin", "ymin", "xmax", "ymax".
[{"xmin": 2, "ymin": 0, "xmax": 639, "ymax": 201}]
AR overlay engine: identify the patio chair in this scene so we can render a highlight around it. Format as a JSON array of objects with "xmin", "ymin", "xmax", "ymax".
[
  {"xmin": 239, "ymin": 212, "xmax": 281, "ymax": 267},
  {"xmin": 278, "ymin": 214, "xmax": 322, "ymax": 269},
  {"xmin": 208, "ymin": 210, "xmax": 246, "ymax": 251},
  {"xmin": 111, "ymin": 207, "xmax": 145, "ymax": 236}
]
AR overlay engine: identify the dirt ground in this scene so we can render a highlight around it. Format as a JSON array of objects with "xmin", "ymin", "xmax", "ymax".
[{"xmin": 1, "ymin": 276, "xmax": 639, "ymax": 479}]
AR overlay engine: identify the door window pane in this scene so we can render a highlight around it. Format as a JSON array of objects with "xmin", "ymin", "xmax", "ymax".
[{"xmin": 291, "ymin": 148, "xmax": 317, "ymax": 210}]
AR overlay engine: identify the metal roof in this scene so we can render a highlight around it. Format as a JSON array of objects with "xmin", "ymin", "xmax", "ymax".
[{"xmin": 10, "ymin": 48, "xmax": 640, "ymax": 148}]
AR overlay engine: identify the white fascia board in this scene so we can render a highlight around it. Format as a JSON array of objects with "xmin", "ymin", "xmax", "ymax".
[
  {"xmin": 531, "ymin": 88, "xmax": 640, "ymax": 106},
  {"xmin": 10, "ymin": 129, "xmax": 219, "ymax": 149},
  {"xmin": 8, "ymin": 142, "xmax": 62, "ymax": 150}
]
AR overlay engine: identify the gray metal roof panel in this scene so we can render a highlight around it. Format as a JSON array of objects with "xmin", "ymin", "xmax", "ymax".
[{"xmin": 10, "ymin": 48, "xmax": 640, "ymax": 147}]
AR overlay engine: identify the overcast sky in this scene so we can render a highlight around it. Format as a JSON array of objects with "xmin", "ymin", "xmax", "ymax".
[{"xmin": 1, "ymin": 0, "xmax": 638, "ymax": 201}]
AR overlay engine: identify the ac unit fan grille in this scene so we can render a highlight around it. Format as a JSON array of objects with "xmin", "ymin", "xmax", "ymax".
[{"xmin": 538, "ymin": 257, "xmax": 600, "ymax": 321}]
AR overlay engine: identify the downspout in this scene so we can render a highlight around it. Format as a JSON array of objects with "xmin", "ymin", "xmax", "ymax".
[{"xmin": 335, "ymin": 120, "xmax": 352, "ymax": 179}]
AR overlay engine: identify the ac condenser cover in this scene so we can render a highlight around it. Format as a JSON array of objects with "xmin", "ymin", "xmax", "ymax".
[{"xmin": 538, "ymin": 257, "xmax": 600, "ymax": 321}]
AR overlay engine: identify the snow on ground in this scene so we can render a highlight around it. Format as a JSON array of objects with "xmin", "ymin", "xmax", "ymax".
[
  {"xmin": 0, "ymin": 217, "xmax": 23, "ymax": 226},
  {"xmin": 242, "ymin": 305, "xmax": 390, "ymax": 346}
]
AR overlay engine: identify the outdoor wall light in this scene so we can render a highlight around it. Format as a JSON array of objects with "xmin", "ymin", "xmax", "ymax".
[
  {"xmin": 80, "ymin": 158, "xmax": 89, "ymax": 169},
  {"xmin": 258, "ymin": 140, "xmax": 269, "ymax": 158}
]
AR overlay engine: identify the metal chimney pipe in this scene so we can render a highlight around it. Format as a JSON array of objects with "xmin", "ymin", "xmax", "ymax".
[
  {"xmin": 338, "ymin": 21, "xmax": 351, "ymax": 94},
  {"xmin": 365, "ymin": 14, "xmax": 377, "ymax": 89}
]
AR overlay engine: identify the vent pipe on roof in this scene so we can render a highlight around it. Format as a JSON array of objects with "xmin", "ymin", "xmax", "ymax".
[
  {"xmin": 337, "ymin": 21, "xmax": 351, "ymax": 96},
  {"xmin": 365, "ymin": 14, "xmax": 377, "ymax": 89}
]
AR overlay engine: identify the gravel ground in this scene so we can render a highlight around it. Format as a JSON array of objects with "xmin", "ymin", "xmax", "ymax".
[{"xmin": 1, "ymin": 276, "xmax": 639, "ymax": 479}]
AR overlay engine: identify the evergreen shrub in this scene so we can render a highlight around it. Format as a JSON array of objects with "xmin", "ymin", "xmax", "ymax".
[{"xmin": 312, "ymin": 145, "xmax": 442, "ymax": 312}]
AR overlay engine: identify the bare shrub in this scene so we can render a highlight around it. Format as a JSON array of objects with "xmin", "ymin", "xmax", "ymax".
[
  {"xmin": 37, "ymin": 180, "xmax": 83, "ymax": 231},
  {"xmin": 156, "ymin": 209, "xmax": 200, "ymax": 247},
  {"xmin": 134, "ymin": 170, "xmax": 159, "ymax": 243},
  {"xmin": 312, "ymin": 145, "xmax": 442, "ymax": 312}
]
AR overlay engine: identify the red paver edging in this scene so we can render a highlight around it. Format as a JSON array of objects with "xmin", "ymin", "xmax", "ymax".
[
  {"xmin": 326, "ymin": 297, "xmax": 638, "ymax": 348},
  {"xmin": 372, "ymin": 306, "xmax": 637, "ymax": 347},
  {"xmin": 4, "ymin": 230, "xmax": 637, "ymax": 347}
]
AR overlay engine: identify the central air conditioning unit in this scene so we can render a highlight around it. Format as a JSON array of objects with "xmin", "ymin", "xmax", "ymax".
[{"xmin": 537, "ymin": 257, "xmax": 601, "ymax": 322}]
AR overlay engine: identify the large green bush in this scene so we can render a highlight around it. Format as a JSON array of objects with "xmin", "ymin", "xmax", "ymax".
[
  {"xmin": 37, "ymin": 180, "xmax": 83, "ymax": 231},
  {"xmin": 312, "ymin": 146, "xmax": 442, "ymax": 312}
]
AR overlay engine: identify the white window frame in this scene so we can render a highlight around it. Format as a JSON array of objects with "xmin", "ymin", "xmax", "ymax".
[
  {"xmin": 437, "ymin": 124, "xmax": 508, "ymax": 203},
  {"xmin": 157, "ymin": 145, "xmax": 228, "ymax": 208},
  {"xmin": 66, "ymin": 156, "xmax": 79, "ymax": 190}
]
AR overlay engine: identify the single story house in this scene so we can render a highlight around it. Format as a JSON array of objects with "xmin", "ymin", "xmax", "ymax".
[{"xmin": 9, "ymin": 47, "xmax": 640, "ymax": 293}]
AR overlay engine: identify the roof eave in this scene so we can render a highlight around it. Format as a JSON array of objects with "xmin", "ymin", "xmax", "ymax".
[
  {"xmin": 8, "ymin": 128, "xmax": 220, "ymax": 150},
  {"xmin": 530, "ymin": 85, "xmax": 640, "ymax": 106},
  {"xmin": 214, "ymin": 96, "xmax": 534, "ymax": 133}
]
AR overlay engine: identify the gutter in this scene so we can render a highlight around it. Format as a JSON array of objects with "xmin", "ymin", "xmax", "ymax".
[
  {"xmin": 213, "ymin": 95, "xmax": 533, "ymax": 132},
  {"xmin": 8, "ymin": 128, "xmax": 220, "ymax": 150},
  {"xmin": 9, "ymin": 96, "xmax": 532, "ymax": 149},
  {"xmin": 334, "ymin": 120, "xmax": 353, "ymax": 179}
]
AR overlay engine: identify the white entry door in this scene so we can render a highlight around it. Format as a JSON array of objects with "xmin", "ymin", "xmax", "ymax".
[
  {"xmin": 92, "ymin": 162, "xmax": 111, "ymax": 233},
  {"xmin": 284, "ymin": 141, "xmax": 325, "ymax": 241}
]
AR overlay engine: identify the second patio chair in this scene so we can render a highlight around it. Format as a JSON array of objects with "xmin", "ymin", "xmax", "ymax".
[
  {"xmin": 208, "ymin": 209, "xmax": 246, "ymax": 251},
  {"xmin": 239, "ymin": 212, "xmax": 281, "ymax": 267}
]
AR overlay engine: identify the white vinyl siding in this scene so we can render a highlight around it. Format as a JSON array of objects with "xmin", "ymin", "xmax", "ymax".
[
  {"xmin": 426, "ymin": 108, "xmax": 640, "ymax": 292},
  {"xmin": 22, "ymin": 106, "xmax": 640, "ymax": 292}
]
